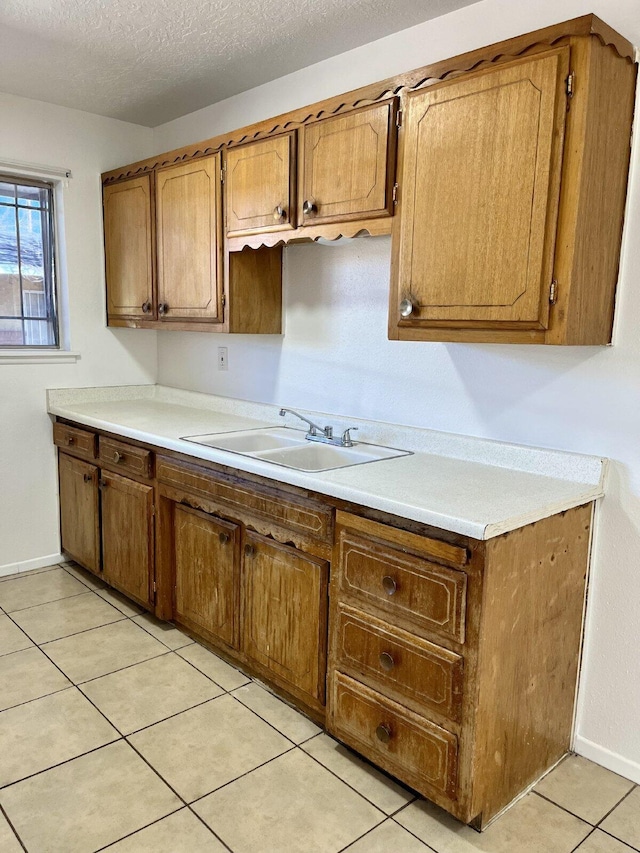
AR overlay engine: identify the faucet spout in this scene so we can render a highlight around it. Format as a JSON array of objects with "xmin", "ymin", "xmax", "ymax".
[
  {"xmin": 279, "ymin": 407, "xmax": 327, "ymax": 437},
  {"xmin": 279, "ymin": 408, "xmax": 358, "ymax": 448}
]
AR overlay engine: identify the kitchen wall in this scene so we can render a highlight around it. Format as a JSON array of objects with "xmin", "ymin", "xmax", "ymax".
[
  {"xmin": 153, "ymin": 0, "xmax": 640, "ymax": 781},
  {"xmin": 0, "ymin": 93, "xmax": 155, "ymax": 574}
]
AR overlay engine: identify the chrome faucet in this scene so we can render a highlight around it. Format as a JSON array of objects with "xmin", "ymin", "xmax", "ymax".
[{"xmin": 279, "ymin": 408, "xmax": 358, "ymax": 448}]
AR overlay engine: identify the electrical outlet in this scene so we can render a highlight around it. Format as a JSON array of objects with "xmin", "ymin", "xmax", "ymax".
[{"xmin": 217, "ymin": 346, "xmax": 228, "ymax": 371}]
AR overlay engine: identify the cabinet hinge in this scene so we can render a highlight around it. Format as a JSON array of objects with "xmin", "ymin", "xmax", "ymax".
[
  {"xmin": 392, "ymin": 183, "xmax": 399, "ymax": 205},
  {"xmin": 153, "ymin": 580, "xmax": 157, "ymax": 593},
  {"xmin": 221, "ymin": 293, "xmax": 226, "ymax": 307},
  {"xmin": 566, "ymin": 72, "xmax": 575, "ymax": 99},
  {"xmin": 396, "ymin": 110, "xmax": 403, "ymax": 128},
  {"xmin": 151, "ymin": 504, "xmax": 156, "ymax": 516},
  {"xmin": 220, "ymin": 164, "xmax": 226, "ymax": 183},
  {"xmin": 549, "ymin": 279, "xmax": 558, "ymax": 305}
]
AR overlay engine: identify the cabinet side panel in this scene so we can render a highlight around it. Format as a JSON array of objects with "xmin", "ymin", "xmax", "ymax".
[
  {"xmin": 560, "ymin": 41, "xmax": 636, "ymax": 344},
  {"xmin": 471, "ymin": 504, "xmax": 592, "ymax": 825}
]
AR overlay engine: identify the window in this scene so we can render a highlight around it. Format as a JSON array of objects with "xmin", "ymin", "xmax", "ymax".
[{"xmin": 0, "ymin": 176, "xmax": 58, "ymax": 347}]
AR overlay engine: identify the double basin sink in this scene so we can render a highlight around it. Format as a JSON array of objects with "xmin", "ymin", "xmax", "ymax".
[{"xmin": 181, "ymin": 427, "xmax": 411, "ymax": 473}]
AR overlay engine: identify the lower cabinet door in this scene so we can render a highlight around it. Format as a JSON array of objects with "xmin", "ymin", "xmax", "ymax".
[
  {"xmin": 242, "ymin": 532, "xmax": 329, "ymax": 703},
  {"xmin": 173, "ymin": 504, "xmax": 239, "ymax": 647},
  {"xmin": 58, "ymin": 452, "xmax": 101, "ymax": 574},
  {"xmin": 100, "ymin": 470, "xmax": 154, "ymax": 607}
]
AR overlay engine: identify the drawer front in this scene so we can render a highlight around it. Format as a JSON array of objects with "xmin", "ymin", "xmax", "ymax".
[
  {"xmin": 99, "ymin": 437, "xmax": 152, "ymax": 479},
  {"xmin": 335, "ymin": 604, "xmax": 464, "ymax": 722},
  {"xmin": 157, "ymin": 457, "xmax": 333, "ymax": 542},
  {"xmin": 330, "ymin": 672, "xmax": 458, "ymax": 798},
  {"xmin": 338, "ymin": 532, "xmax": 467, "ymax": 643},
  {"xmin": 53, "ymin": 423, "xmax": 97, "ymax": 461}
]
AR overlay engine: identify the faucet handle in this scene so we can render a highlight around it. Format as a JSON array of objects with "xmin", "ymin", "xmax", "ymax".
[{"xmin": 341, "ymin": 427, "xmax": 358, "ymax": 447}]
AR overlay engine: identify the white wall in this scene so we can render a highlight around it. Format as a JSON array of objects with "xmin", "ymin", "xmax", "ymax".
[
  {"xmin": 0, "ymin": 93, "xmax": 156, "ymax": 573},
  {"xmin": 154, "ymin": 0, "xmax": 640, "ymax": 780}
]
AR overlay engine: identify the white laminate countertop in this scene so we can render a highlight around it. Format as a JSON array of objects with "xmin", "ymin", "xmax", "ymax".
[{"xmin": 47, "ymin": 385, "xmax": 606, "ymax": 541}]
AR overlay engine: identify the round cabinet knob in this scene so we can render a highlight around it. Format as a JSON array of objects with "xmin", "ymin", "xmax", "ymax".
[
  {"xmin": 375, "ymin": 724, "xmax": 392, "ymax": 745},
  {"xmin": 158, "ymin": 303, "xmax": 169, "ymax": 316},
  {"xmin": 141, "ymin": 301, "xmax": 152, "ymax": 314},
  {"xmin": 244, "ymin": 544, "xmax": 256, "ymax": 557},
  {"xmin": 113, "ymin": 451, "xmax": 123, "ymax": 463},
  {"xmin": 381, "ymin": 575, "xmax": 397, "ymax": 596},
  {"xmin": 66, "ymin": 435, "xmax": 75, "ymax": 445},
  {"xmin": 83, "ymin": 473, "xmax": 93, "ymax": 484},
  {"xmin": 219, "ymin": 532, "xmax": 230, "ymax": 544},
  {"xmin": 379, "ymin": 652, "xmax": 395, "ymax": 672},
  {"xmin": 302, "ymin": 199, "xmax": 317, "ymax": 216},
  {"xmin": 273, "ymin": 205, "xmax": 286, "ymax": 221},
  {"xmin": 399, "ymin": 298, "xmax": 415, "ymax": 318}
]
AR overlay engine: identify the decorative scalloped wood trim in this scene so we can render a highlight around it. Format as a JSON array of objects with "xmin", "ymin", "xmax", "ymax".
[
  {"xmin": 102, "ymin": 15, "xmax": 634, "ymax": 186},
  {"xmin": 226, "ymin": 217, "xmax": 392, "ymax": 251}
]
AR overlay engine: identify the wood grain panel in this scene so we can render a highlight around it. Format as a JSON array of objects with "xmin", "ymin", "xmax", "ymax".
[
  {"xmin": 53, "ymin": 423, "xmax": 97, "ymax": 462},
  {"xmin": 393, "ymin": 48, "xmax": 569, "ymax": 329},
  {"xmin": 334, "ymin": 603, "xmax": 464, "ymax": 722},
  {"xmin": 101, "ymin": 470, "xmax": 154, "ymax": 607},
  {"xmin": 156, "ymin": 154, "xmax": 222, "ymax": 322},
  {"xmin": 299, "ymin": 101, "xmax": 396, "ymax": 225},
  {"xmin": 242, "ymin": 532, "xmax": 328, "ymax": 702},
  {"xmin": 58, "ymin": 453, "xmax": 100, "ymax": 575},
  {"xmin": 99, "ymin": 437, "xmax": 152, "ymax": 479},
  {"xmin": 156, "ymin": 457, "xmax": 333, "ymax": 542},
  {"xmin": 330, "ymin": 672, "xmax": 458, "ymax": 799},
  {"xmin": 225, "ymin": 133, "xmax": 295, "ymax": 236},
  {"xmin": 174, "ymin": 505, "xmax": 239, "ymax": 647},
  {"xmin": 337, "ymin": 531, "xmax": 468, "ymax": 644},
  {"xmin": 103, "ymin": 176, "xmax": 154, "ymax": 320}
]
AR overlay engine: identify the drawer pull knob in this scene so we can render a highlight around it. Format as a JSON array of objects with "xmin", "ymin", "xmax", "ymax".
[
  {"xmin": 66, "ymin": 435, "xmax": 75, "ymax": 445},
  {"xmin": 244, "ymin": 544, "xmax": 256, "ymax": 557},
  {"xmin": 158, "ymin": 303, "xmax": 169, "ymax": 316},
  {"xmin": 302, "ymin": 199, "xmax": 317, "ymax": 216},
  {"xmin": 273, "ymin": 204, "xmax": 286, "ymax": 221},
  {"xmin": 141, "ymin": 300, "xmax": 152, "ymax": 314},
  {"xmin": 381, "ymin": 575, "xmax": 397, "ymax": 596},
  {"xmin": 98, "ymin": 478, "xmax": 107, "ymax": 490},
  {"xmin": 375, "ymin": 723, "xmax": 392, "ymax": 744},
  {"xmin": 113, "ymin": 451, "xmax": 123, "ymax": 463},
  {"xmin": 399, "ymin": 298, "xmax": 415, "ymax": 318},
  {"xmin": 219, "ymin": 532, "xmax": 230, "ymax": 544},
  {"xmin": 83, "ymin": 473, "xmax": 93, "ymax": 484},
  {"xmin": 379, "ymin": 652, "xmax": 395, "ymax": 671}
]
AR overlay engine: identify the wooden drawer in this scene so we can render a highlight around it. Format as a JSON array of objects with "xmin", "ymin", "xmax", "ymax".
[
  {"xmin": 157, "ymin": 456, "xmax": 333, "ymax": 542},
  {"xmin": 337, "ymin": 531, "xmax": 467, "ymax": 644},
  {"xmin": 330, "ymin": 671, "xmax": 458, "ymax": 799},
  {"xmin": 99, "ymin": 437, "xmax": 152, "ymax": 479},
  {"xmin": 53, "ymin": 423, "xmax": 96, "ymax": 461},
  {"xmin": 334, "ymin": 603, "xmax": 464, "ymax": 722}
]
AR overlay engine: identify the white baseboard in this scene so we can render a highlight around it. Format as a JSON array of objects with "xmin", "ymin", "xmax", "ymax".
[
  {"xmin": 575, "ymin": 735, "xmax": 640, "ymax": 784},
  {"xmin": 0, "ymin": 553, "xmax": 63, "ymax": 579}
]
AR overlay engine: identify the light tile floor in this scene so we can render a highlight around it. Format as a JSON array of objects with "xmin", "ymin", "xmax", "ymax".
[{"xmin": 0, "ymin": 562, "xmax": 638, "ymax": 853}]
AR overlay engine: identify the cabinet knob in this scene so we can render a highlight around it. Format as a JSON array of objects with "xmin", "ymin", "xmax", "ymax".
[
  {"xmin": 399, "ymin": 298, "xmax": 415, "ymax": 318},
  {"xmin": 112, "ymin": 451, "xmax": 123, "ymax": 463},
  {"xmin": 302, "ymin": 199, "xmax": 317, "ymax": 216},
  {"xmin": 379, "ymin": 652, "xmax": 395, "ymax": 672},
  {"xmin": 98, "ymin": 478, "xmax": 107, "ymax": 490},
  {"xmin": 244, "ymin": 544, "xmax": 256, "ymax": 557},
  {"xmin": 66, "ymin": 435, "xmax": 75, "ymax": 445},
  {"xmin": 375, "ymin": 723, "xmax": 392, "ymax": 744},
  {"xmin": 158, "ymin": 303, "xmax": 169, "ymax": 316},
  {"xmin": 381, "ymin": 575, "xmax": 397, "ymax": 596},
  {"xmin": 273, "ymin": 204, "xmax": 286, "ymax": 221},
  {"xmin": 83, "ymin": 473, "xmax": 93, "ymax": 484},
  {"xmin": 141, "ymin": 301, "xmax": 152, "ymax": 314},
  {"xmin": 219, "ymin": 532, "xmax": 230, "ymax": 544}
]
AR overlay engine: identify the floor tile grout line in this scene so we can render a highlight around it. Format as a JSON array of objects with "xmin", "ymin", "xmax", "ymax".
[
  {"xmin": 187, "ymin": 805, "xmax": 236, "ymax": 853},
  {"xmin": 0, "ymin": 802, "xmax": 27, "ymax": 851},
  {"xmin": 0, "ymin": 565, "xmax": 60, "ymax": 584},
  {"xmin": 0, "ymin": 683, "xmax": 77, "ymax": 718},
  {"xmin": 300, "ymin": 742, "xmax": 411, "ymax": 817},
  {"xmin": 121, "ymin": 736, "xmax": 191, "ymax": 805},
  {"xmin": 569, "ymin": 826, "xmax": 597, "ymax": 853},
  {"xmin": 597, "ymin": 826, "xmax": 640, "ymax": 852},
  {"xmin": 23, "ymin": 613, "xmax": 128, "ymax": 648},
  {"xmin": 532, "ymin": 790, "xmax": 597, "ymax": 826},
  {"xmin": 389, "ymin": 813, "xmax": 440, "ymax": 852},
  {"xmin": 72, "ymin": 649, "xmax": 174, "ymax": 687},
  {"xmin": 336, "ymin": 815, "xmax": 401, "ymax": 852},
  {"xmin": 0, "ymin": 589, "xmax": 90, "ymax": 615},
  {"xmin": 92, "ymin": 805, "xmax": 186, "ymax": 852},
  {"xmin": 175, "ymin": 647, "xmax": 249, "ymax": 691},
  {"xmin": 121, "ymin": 694, "xmax": 226, "ymax": 739},
  {"xmin": 225, "ymin": 690, "xmax": 310, "ymax": 749},
  {"xmin": 595, "ymin": 783, "xmax": 638, "ymax": 828}
]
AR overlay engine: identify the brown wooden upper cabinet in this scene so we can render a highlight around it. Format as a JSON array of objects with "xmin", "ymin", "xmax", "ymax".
[
  {"xmin": 103, "ymin": 175, "xmax": 154, "ymax": 321},
  {"xmin": 156, "ymin": 155, "xmax": 223, "ymax": 324},
  {"xmin": 298, "ymin": 100, "xmax": 397, "ymax": 226},
  {"xmin": 224, "ymin": 133, "xmax": 296, "ymax": 237},
  {"xmin": 390, "ymin": 37, "xmax": 636, "ymax": 345}
]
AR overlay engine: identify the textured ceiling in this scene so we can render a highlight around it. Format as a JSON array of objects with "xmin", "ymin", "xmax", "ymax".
[{"xmin": 0, "ymin": 0, "xmax": 479, "ymax": 127}]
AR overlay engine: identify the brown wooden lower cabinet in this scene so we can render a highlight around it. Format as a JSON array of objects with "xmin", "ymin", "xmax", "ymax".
[
  {"xmin": 100, "ymin": 470, "xmax": 155, "ymax": 607},
  {"xmin": 55, "ymin": 418, "xmax": 594, "ymax": 830},
  {"xmin": 58, "ymin": 452, "xmax": 101, "ymax": 575}
]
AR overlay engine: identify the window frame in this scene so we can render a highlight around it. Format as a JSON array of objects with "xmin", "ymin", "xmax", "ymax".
[{"xmin": 0, "ymin": 173, "xmax": 60, "ymax": 349}]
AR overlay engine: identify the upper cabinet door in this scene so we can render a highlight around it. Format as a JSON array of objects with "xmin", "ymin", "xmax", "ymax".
[
  {"xmin": 156, "ymin": 155, "xmax": 222, "ymax": 322},
  {"xmin": 225, "ymin": 133, "xmax": 295, "ymax": 236},
  {"xmin": 103, "ymin": 176, "xmax": 154, "ymax": 320},
  {"xmin": 299, "ymin": 100, "xmax": 397, "ymax": 226},
  {"xmin": 392, "ymin": 49, "xmax": 569, "ymax": 332}
]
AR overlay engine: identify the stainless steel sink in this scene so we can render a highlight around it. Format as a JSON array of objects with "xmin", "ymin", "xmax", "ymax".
[{"xmin": 181, "ymin": 427, "xmax": 411, "ymax": 472}]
